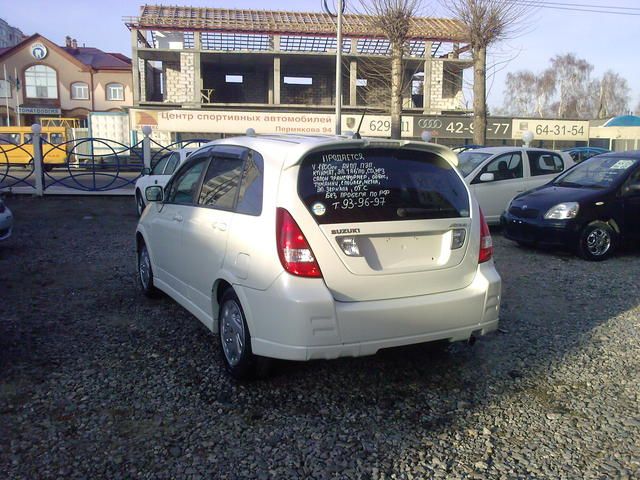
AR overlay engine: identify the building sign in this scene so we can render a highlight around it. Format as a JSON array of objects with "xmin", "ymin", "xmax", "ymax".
[
  {"xmin": 413, "ymin": 115, "xmax": 512, "ymax": 140},
  {"xmin": 17, "ymin": 106, "xmax": 61, "ymax": 115},
  {"xmin": 511, "ymin": 119, "xmax": 589, "ymax": 141},
  {"xmin": 30, "ymin": 43, "xmax": 48, "ymax": 60},
  {"xmin": 131, "ymin": 109, "xmax": 334, "ymax": 135},
  {"xmin": 341, "ymin": 114, "xmax": 414, "ymax": 137}
]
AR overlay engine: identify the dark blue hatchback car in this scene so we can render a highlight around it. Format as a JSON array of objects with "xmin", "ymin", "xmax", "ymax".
[{"xmin": 501, "ymin": 152, "xmax": 640, "ymax": 260}]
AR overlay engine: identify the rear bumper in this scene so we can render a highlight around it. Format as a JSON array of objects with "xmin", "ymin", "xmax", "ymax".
[
  {"xmin": 237, "ymin": 262, "xmax": 501, "ymax": 361},
  {"xmin": 501, "ymin": 212, "xmax": 580, "ymax": 248}
]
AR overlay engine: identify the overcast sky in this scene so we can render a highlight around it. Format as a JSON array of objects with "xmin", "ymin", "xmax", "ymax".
[{"xmin": 2, "ymin": 0, "xmax": 639, "ymax": 111}]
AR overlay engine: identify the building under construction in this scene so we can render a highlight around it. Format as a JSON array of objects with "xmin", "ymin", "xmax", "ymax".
[{"xmin": 124, "ymin": 5, "xmax": 472, "ymax": 124}]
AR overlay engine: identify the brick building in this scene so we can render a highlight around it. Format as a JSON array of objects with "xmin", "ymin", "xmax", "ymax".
[{"xmin": 125, "ymin": 5, "xmax": 472, "ymax": 138}]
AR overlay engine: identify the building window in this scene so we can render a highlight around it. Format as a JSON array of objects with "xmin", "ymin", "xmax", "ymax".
[
  {"xmin": 25, "ymin": 65, "xmax": 58, "ymax": 99},
  {"xmin": 106, "ymin": 83, "xmax": 124, "ymax": 101},
  {"xmin": 0, "ymin": 79, "xmax": 10, "ymax": 98},
  {"xmin": 284, "ymin": 76, "xmax": 313, "ymax": 85},
  {"xmin": 71, "ymin": 82, "xmax": 89, "ymax": 100}
]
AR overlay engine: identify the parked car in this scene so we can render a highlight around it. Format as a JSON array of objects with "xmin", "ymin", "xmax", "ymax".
[
  {"xmin": 457, "ymin": 147, "xmax": 575, "ymax": 224},
  {"xmin": 135, "ymin": 135, "xmax": 502, "ymax": 378},
  {"xmin": 502, "ymin": 152, "xmax": 640, "ymax": 260},
  {"xmin": 0, "ymin": 197, "xmax": 13, "ymax": 241},
  {"xmin": 563, "ymin": 146, "xmax": 609, "ymax": 163},
  {"xmin": 134, "ymin": 148, "xmax": 196, "ymax": 216}
]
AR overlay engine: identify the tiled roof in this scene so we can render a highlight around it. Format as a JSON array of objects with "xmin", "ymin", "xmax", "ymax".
[
  {"xmin": 0, "ymin": 34, "xmax": 130, "ymax": 72},
  {"xmin": 61, "ymin": 47, "xmax": 131, "ymax": 70},
  {"xmin": 124, "ymin": 5, "xmax": 468, "ymax": 42}
]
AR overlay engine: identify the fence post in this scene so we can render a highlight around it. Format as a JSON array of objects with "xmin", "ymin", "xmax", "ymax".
[
  {"xmin": 142, "ymin": 126, "xmax": 152, "ymax": 170},
  {"xmin": 32, "ymin": 123, "xmax": 44, "ymax": 197}
]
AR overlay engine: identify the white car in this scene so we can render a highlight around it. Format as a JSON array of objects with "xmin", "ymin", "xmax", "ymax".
[
  {"xmin": 134, "ymin": 148, "xmax": 195, "ymax": 216},
  {"xmin": 0, "ymin": 197, "xmax": 13, "ymax": 241},
  {"xmin": 457, "ymin": 147, "xmax": 575, "ymax": 224},
  {"xmin": 136, "ymin": 135, "xmax": 501, "ymax": 378}
]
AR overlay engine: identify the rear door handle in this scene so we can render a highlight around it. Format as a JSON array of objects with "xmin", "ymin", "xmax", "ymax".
[{"xmin": 173, "ymin": 214, "xmax": 183, "ymax": 222}]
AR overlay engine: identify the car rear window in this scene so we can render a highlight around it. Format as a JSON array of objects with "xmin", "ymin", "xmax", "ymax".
[{"xmin": 298, "ymin": 148, "xmax": 469, "ymax": 224}]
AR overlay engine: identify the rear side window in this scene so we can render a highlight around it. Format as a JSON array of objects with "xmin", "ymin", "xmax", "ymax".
[
  {"xmin": 298, "ymin": 148, "xmax": 469, "ymax": 224},
  {"xmin": 198, "ymin": 156, "xmax": 244, "ymax": 209},
  {"xmin": 236, "ymin": 151, "xmax": 263, "ymax": 216},
  {"xmin": 528, "ymin": 151, "xmax": 564, "ymax": 176}
]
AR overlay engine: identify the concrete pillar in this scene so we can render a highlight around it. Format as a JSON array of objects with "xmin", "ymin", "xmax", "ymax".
[
  {"xmin": 31, "ymin": 124, "xmax": 43, "ymax": 196},
  {"xmin": 142, "ymin": 126, "xmax": 152, "ymax": 170},
  {"xmin": 131, "ymin": 29, "xmax": 141, "ymax": 104},
  {"xmin": 350, "ymin": 38, "xmax": 358, "ymax": 54},
  {"xmin": 349, "ymin": 60, "xmax": 357, "ymax": 106},
  {"xmin": 268, "ymin": 65, "xmax": 274, "ymax": 104},
  {"xmin": 423, "ymin": 41, "xmax": 433, "ymax": 114},
  {"xmin": 273, "ymin": 56, "xmax": 281, "ymax": 105},
  {"xmin": 194, "ymin": 32, "xmax": 202, "ymax": 104},
  {"xmin": 193, "ymin": 52, "xmax": 202, "ymax": 104},
  {"xmin": 273, "ymin": 35, "xmax": 280, "ymax": 52}
]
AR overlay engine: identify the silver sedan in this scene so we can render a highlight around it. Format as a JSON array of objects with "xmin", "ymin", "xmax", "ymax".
[{"xmin": 0, "ymin": 197, "xmax": 13, "ymax": 241}]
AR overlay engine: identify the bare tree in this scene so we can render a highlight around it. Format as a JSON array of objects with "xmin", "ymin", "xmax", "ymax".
[
  {"xmin": 358, "ymin": 0, "xmax": 423, "ymax": 139},
  {"xmin": 502, "ymin": 56, "xmax": 632, "ymax": 120},
  {"xmin": 443, "ymin": 0, "xmax": 532, "ymax": 145},
  {"xmin": 549, "ymin": 53, "xmax": 593, "ymax": 118},
  {"xmin": 502, "ymin": 69, "xmax": 556, "ymax": 117},
  {"xmin": 503, "ymin": 71, "xmax": 537, "ymax": 116},
  {"xmin": 595, "ymin": 70, "xmax": 631, "ymax": 119}
]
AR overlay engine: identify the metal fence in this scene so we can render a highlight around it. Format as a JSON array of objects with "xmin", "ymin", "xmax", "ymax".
[{"xmin": 0, "ymin": 125, "xmax": 210, "ymax": 196}]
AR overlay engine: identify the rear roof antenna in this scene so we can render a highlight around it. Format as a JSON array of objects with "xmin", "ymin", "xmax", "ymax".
[{"xmin": 352, "ymin": 109, "xmax": 367, "ymax": 139}]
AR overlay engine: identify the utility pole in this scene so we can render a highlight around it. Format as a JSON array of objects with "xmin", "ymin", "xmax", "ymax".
[
  {"xmin": 335, "ymin": 0, "xmax": 343, "ymax": 135},
  {"xmin": 324, "ymin": 0, "xmax": 345, "ymax": 135}
]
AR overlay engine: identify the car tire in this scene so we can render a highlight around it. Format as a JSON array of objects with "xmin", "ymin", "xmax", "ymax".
[
  {"xmin": 218, "ymin": 288, "xmax": 270, "ymax": 380},
  {"xmin": 578, "ymin": 221, "xmax": 616, "ymax": 261},
  {"xmin": 138, "ymin": 243, "xmax": 160, "ymax": 298},
  {"xmin": 135, "ymin": 190, "xmax": 146, "ymax": 216}
]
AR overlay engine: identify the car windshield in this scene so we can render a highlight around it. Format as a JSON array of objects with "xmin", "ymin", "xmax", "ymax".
[
  {"xmin": 457, "ymin": 152, "xmax": 492, "ymax": 177},
  {"xmin": 554, "ymin": 156, "xmax": 638, "ymax": 188}
]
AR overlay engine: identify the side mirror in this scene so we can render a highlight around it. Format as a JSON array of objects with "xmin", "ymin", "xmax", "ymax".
[
  {"xmin": 624, "ymin": 183, "xmax": 640, "ymax": 195},
  {"xmin": 141, "ymin": 167, "xmax": 151, "ymax": 176},
  {"xmin": 145, "ymin": 185, "xmax": 164, "ymax": 203},
  {"xmin": 479, "ymin": 173, "xmax": 495, "ymax": 182}
]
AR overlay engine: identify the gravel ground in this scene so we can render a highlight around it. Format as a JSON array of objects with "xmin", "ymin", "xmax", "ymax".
[{"xmin": 1, "ymin": 195, "xmax": 639, "ymax": 479}]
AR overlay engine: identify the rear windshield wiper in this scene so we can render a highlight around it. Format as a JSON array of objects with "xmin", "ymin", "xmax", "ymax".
[{"xmin": 397, "ymin": 207, "xmax": 458, "ymax": 218}]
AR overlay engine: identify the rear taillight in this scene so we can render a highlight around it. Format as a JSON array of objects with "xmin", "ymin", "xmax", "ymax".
[
  {"xmin": 276, "ymin": 208, "xmax": 322, "ymax": 278},
  {"xmin": 478, "ymin": 208, "xmax": 493, "ymax": 263}
]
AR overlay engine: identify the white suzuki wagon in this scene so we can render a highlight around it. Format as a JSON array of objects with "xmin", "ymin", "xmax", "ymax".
[{"xmin": 136, "ymin": 135, "xmax": 501, "ymax": 378}]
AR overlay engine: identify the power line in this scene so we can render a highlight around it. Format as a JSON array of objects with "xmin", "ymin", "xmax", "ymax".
[
  {"xmin": 510, "ymin": 0, "xmax": 640, "ymax": 16},
  {"xmin": 521, "ymin": 0, "xmax": 640, "ymax": 11}
]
